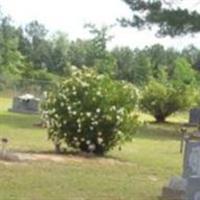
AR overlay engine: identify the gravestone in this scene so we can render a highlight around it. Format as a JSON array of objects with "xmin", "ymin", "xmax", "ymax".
[
  {"xmin": 189, "ymin": 108, "xmax": 200, "ymax": 125},
  {"xmin": 160, "ymin": 129, "xmax": 200, "ymax": 200},
  {"xmin": 9, "ymin": 94, "xmax": 40, "ymax": 114},
  {"xmin": 183, "ymin": 140, "xmax": 200, "ymax": 178}
]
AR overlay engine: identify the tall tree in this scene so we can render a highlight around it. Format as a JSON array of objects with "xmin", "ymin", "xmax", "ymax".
[
  {"xmin": 119, "ymin": 0, "xmax": 200, "ymax": 37},
  {"xmin": 24, "ymin": 20, "xmax": 51, "ymax": 69},
  {"xmin": 0, "ymin": 15, "xmax": 24, "ymax": 75}
]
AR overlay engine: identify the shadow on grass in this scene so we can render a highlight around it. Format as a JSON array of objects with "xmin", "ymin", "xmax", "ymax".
[{"xmin": 0, "ymin": 111, "xmax": 40, "ymax": 129}]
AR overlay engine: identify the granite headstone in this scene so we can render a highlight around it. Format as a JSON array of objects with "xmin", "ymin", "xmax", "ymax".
[
  {"xmin": 189, "ymin": 108, "xmax": 200, "ymax": 125},
  {"xmin": 183, "ymin": 140, "xmax": 200, "ymax": 178},
  {"xmin": 9, "ymin": 94, "xmax": 40, "ymax": 114}
]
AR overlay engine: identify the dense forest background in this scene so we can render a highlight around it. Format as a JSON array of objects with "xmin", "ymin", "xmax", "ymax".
[{"xmin": 1, "ymin": 8, "xmax": 200, "ymax": 89}]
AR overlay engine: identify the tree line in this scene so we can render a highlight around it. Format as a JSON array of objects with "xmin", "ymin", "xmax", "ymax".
[{"xmin": 0, "ymin": 8, "xmax": 200, "ymax": 87}]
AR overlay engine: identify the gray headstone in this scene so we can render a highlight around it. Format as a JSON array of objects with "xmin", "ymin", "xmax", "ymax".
[
  {"xmin": 9, "ymin": 94, "xmax": 40, "ymax": 114},
  {"xmin": 186, "ymin": 176, "xmax": 200, "ymax": 200},
  {"xmin": 189, "ymin": 108, "xmax": 200, "ymax": 125},
  {"xmin": 183, "ymin": 141, "xmax": 200, "ymax": 178}
]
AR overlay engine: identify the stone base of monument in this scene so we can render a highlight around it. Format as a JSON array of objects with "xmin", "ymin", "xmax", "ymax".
[
  {"xmin": 186, "ymin": 176, "xmax": 200, "ymax": 200},
  {"xmin": 159, "ymin": 176, "xmax": 186, "ymax": 200}
]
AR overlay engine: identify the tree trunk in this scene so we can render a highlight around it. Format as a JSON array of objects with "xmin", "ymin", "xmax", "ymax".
[
  {"xmin": 155, "ymin": 115, "xmax": 166, "ymax": 123},
  {"xmin": 54, "ymin": 143, "xmax": 61, "ymax": 154}
]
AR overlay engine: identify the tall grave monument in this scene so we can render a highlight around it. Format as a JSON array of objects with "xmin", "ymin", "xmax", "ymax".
[{"xmin": 160, "ymin": 129, "xmax": 200, "ymax": 200}]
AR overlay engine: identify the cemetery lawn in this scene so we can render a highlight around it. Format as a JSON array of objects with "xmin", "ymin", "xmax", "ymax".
[{"xmin": 0, "ymin": 97, "xmax": 189, "ymax": 200}]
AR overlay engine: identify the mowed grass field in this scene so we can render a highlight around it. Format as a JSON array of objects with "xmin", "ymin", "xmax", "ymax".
[{"xmin": 0, "ymin": 97, "xmax": 190, "ymax": 200}]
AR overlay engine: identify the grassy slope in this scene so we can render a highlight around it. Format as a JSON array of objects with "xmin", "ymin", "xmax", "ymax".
[{"xmin": 0, "ymin": 97, "xmax": 189, "ymax": 200}]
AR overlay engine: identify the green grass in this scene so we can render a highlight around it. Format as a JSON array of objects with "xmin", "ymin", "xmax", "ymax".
[{"xmin": 0, "ymin": 97, "xmax": 191, "ymax": 200}]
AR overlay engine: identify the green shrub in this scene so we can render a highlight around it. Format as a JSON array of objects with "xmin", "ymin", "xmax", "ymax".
[
  {"xmin": 42, "ymin": 68, "xmax": 139, "ymax": 155},
  {"xmin": 140, "ymin": 79, "xmax": 193, "ymax": 122}
]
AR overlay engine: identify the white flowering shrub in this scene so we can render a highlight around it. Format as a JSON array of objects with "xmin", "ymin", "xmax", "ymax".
[{"xmin": 42, "ymin": 68, "xmax": 139, "ymax": 155}]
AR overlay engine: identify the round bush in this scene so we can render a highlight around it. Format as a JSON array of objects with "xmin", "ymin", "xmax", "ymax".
[
  {"xmin": 42, "ymin": 68, "xmax": 139, "ymax": 154},
  {"xmin": 140, "ymin": 79, "xmax": 193, "ymax": 122}
]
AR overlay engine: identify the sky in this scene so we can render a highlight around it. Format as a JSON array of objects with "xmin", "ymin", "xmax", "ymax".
[{"xmin": 0, "ymin": 0, "xmax": 200, "ymax": 50}]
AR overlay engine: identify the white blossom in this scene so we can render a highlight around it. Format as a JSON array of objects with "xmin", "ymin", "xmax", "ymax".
[
  {"xmin": 75, "ymin": 141, "xmax": 80, "ymax": 147},
  {"xmin": 97, "ymin": 137, "xmax": 103, "ymax": 144},
  {"xmin": 73, "ymin": 137, "xmax": 78, "ymax": 141},
  {"xmin": 86, "ymin": 140, "xmax": 91, "ymax": 145},
  {"xmin": 97, "ymin": 132, "xmax": 102, "ymax": 136},
  {"xmin": 86, "ymin": 112, "xmax": 91, "ymax": 117},
  {"xmin": 67, "ymin": 106, "xmax": 71, "ymax": 111},
  {"xmin": 88, "ymin": 144, "xmax": 96, "ymax": 151},
  {"xmin": 72, "ymin": 111, "xmax": 77, "ymax": 115},
  {"xmin": 72, "ymin": 91, "xmax": 77, "ymax": 95},
  {"xmin": 96, "ymin": 91, "xmax": 101, "ymax": 96},
  {"xmin": 77, "ymin": 129, "xmax": 81, "ymax": 133},
  {"xmin": 90, "ymin": 126, "xmax": 94, "ymax": 130},
  {"xmin": 96, "ymin": 108, "xmax": 101, "ymax": 113}
]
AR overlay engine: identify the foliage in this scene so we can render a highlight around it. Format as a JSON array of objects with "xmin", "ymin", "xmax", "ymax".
[
  {"xmin": 140, "ymin": 79, "xmax": 193, "ymax": 122},
  {"xmin": 120, "ymin": 0, "xmax": 200, "ymax": 37},
  {"xmin": 170, "ymin": 57, "xmax": 196, "ymax": 85},
  {"xmin": 42, "ymin": 68, "xmax": 139, "ymax": 154}
]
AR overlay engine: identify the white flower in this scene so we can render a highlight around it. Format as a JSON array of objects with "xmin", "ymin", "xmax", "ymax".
[
  {"xmin": 96, "ymin": 91, "xmax": 101, "ymax": 96},
  {"xmin": 88, "ymin": 144, "xmax": 96, "ymax": 151},
  {"xmin": 75, "ymin": 141, "xmax": 80, "ymax": 147},
  {"xmin": 81, "ymin": 138, "xmax": 85, "ymax": 142},
  {"xmin": 86, "ymin": 112, "xmax": 91, "ymax": 117},
  {"xmin": 92, "ymin": 121, "xmax": 98, "ymax": 125},
  {"xmin": 72, "ymin": 111, "xmax": 77, "ymax": 115},
  {"xmin": 64, "ymin": 133, "xmax": 67, "ymax": 136},
  {"xmin": 96, "ymin": 108, "xmax": 101, "ymax": 113},
  {"xmin": 67, "ymin": 106, "xmax": 71, "ymax": 111},
  {"xmin": 72, "ymin": 91, "xmax": 77, "ymax": 95},
  {"xmin": 43, "ymin": 91, "xmax": 48, "ymax": 98},
  {"xmin": 60, "ymin": 102, "xmax": 65, "ymax": 107},
  {"xmin": 89, "ymin": 126, "xmax": 94, "ymax": 130},
  {"xmin": 86, "ymin": 140, "xmax": 91, "ymax": 145},
  {"xmin": 97, "ymin": 137, "xmax": 103, "ymax": 144},
  {"xmin": 77, "ymin": 129, "xmax": 81, "ymax": 133},
  {"xmin": 116, "ymin": 115, "xmax": 121, "ymax": 120},
  {"xmin": 97, "ymin": 132, "xmax": 102, "ymax": 136},
  {"xmin": 54, "ymin": 114, "xmax": 59, "ymax": 119},
  {"xmin": 73, "ymin": 137, "xmax": 78, "ymax": 141},
  {"xmin": 51, "ymin": 108, "xmax": 56, "ymax": 114}
]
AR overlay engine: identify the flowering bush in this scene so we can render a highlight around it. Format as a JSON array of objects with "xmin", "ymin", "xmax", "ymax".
[{"xmin": 42, "ymin": 68, "xmax": 139, "ymax": 155}]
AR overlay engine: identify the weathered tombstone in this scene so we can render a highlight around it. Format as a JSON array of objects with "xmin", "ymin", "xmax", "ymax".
[
  {"xmin": 183, "ymin": 140, "xmax": 200, "ymax": 178},
  {"xmin": 9, "ymin": 94, "xmax": 40, "ymax": 114},
  {"xmin": 160, "ymin": 129, "xmax": 200, "ymax": 200},
  {"xmin": 189, "ymin": 108, "xmax": 200, "ymax": 125},
  {"xmin": 186, "ymin": 176, "xmax": 200, "ymax": 200}
]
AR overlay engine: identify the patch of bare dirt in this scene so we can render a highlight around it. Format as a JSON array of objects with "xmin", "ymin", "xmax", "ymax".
[{"xmin": 0, "ymin": 152, "xmax": 133, "ymax": 166}]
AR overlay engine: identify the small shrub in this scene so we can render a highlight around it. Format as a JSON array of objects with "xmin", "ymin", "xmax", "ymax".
[
  {"xmin": 140, "ymin": 79, "xmax": 193, "ymax": 122},
  {"xmin": 42, "ymin": 68, "xmax": 139, "ymax": 155}
]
